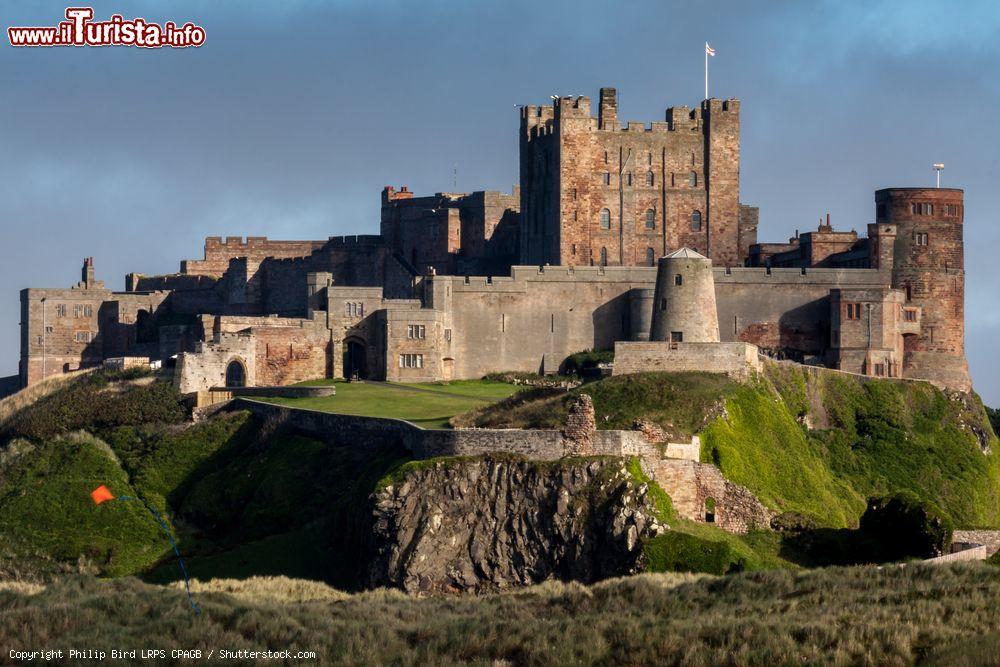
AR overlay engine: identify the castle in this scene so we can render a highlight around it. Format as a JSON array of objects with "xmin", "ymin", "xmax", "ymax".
[{"xmin": 18, "ymin": 88, "xmax": 971, "ymax": 395}]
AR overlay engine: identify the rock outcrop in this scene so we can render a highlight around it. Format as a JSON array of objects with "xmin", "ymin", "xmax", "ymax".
[{"xmin": 369, "ymin": 456, "xmax": 665, "ymax": 594}]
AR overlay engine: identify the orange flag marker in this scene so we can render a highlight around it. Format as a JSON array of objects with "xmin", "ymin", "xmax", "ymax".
[{"xmin": 90, "ymin": 485, "xmax": 114, "ymax": 505}]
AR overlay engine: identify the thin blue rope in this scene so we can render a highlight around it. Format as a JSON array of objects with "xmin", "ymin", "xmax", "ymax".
[{"xmin": 116, "ymin": 495, "xmax": 201, "ymax": 614}]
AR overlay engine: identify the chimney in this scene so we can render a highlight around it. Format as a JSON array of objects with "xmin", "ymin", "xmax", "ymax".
[
  {"xmin": 82, "ymin": 257, "xmax": 95, "ymax": 288},
  {"xmin": 598, "ymin": 87, "xmax": 617, "ymax": 130}
]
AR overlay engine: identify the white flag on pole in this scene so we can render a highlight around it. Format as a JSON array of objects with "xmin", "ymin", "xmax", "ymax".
[{"xmin": 706, "ymin": 42, "xmax": 716, "ymax": 56}]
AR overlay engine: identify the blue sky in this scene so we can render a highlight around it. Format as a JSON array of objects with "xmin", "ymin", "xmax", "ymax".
[{"xmin": 2, "ymin": 0, "xmax": 998, "ymax": 404}]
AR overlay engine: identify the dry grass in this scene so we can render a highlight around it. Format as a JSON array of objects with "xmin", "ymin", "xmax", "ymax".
[
  {"xmin": 170, "ymin": 575, "xmax": 350, "ymax": 604},
  {"xmin": 4, "ymin": 564, "xmax": 1000, "ymax": 665},
  {"xmin": 0, "ymin": 581, "xmax": 45, "ymax": 596},
  {"xmin": 0, "ymin": 368, "xmax": 94, "ymax": 424}
]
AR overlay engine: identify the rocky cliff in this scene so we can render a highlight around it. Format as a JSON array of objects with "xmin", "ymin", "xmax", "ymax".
[{"xmin": 369, "ymin": 456, "xmax": 665, "ymax": 594}]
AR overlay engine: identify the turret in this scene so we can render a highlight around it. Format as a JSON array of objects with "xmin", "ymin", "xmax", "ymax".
[{"xmin": 650, "ymin": 248, "xmax": 719, "ymax": 343}]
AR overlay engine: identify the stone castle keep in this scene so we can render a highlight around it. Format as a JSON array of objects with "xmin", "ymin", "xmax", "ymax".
[{"xmin": 19, "ymin": 88, "xmax": 971, "ymax": 394}]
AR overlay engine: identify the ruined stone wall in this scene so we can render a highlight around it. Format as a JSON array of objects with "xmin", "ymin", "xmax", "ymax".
[
  {"xmin": 175, "ymin": 332, "xmax": 256, "ymax": 394},
  {"xmin": 643, "ymin": 457, "xmax": 773, "ymax": 533}
]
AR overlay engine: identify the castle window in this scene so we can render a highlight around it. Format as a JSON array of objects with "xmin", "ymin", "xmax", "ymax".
[
  {"xmin": 645, "ymin": 248, "xmax": 655, "ymax": 266},
  {"xmin": 626, "ymin": 172, "xmax": 633, "ymax": 186},
  {"xmin": 689, "ymin": 171, "xmax": 698, "ymax": 187},
  {"xmin": 604, "ymin": 151, "xmax": 609, "ymax": 163},
  {"xmin": 600, "ymin": 247, "xmax": 608, "ymax": 266},
  {"xmin": 914, "ymin": 232, "xmax": 929, "ymax": 247},
  {"xmin": 674, "ymin": 274, "xmax": 683, "ymax": 286},
  {"xmin": 346, "ymin": 302, "xmax": 364, "ymax": 318},
  {"xmin": 671, "ymin": 331, "xmax": 683, "ymax": 343},
  {"xmin": 55, "ymin": 304, "xmax": 66, "ymax": 317},
  {"xmin": 947, "ymin": 204, "xmax": 959, "ymax": 215},
  {"xmin": 572, "ymin": 188, "xmax": 577, "ymax": 200},
  {"xmin": 691, "ymin": 152, "xmax": 696, "ymax": 166},
  {"xmin": 670, "ymin": 173, "xmax": 676, "ymax": 187},
  {"xmin": 691, "ymin": 210, "xmax": 702, "ymax": 231},
  {"xmin": 84, "ymin": 305, "xmax": 93, "ymax": 318},
  {"xmin": 600, "ymin": 209, "xmax": 611, "ymax": 230},
  {"xmin": 874, "ymin": 363, "xmax": 886, "ymax": 377},
  {"xmin": 407, "ymin": 324, "xmax": 426, "ymax": 340},
  {"xmin": 75, "ymin": 331, "xmax": 91, "ymax": 342},
  {"xmin": 660, "ymin": 298, "xmax": 667, "ymax": 311},
  {"xmin": 602, "ymin": 172, "xmax": 611, "ymax": 186},
  {"xmin": 645, "ymin": 171, "xmax": 654, "ymax": 186},
  {"xmin": 444, "ymin": 328, "xmax": 452, "ymax": 342},
  {"xmin": 45, "ymin": 326, "xmax": 53, "ymax": 333},
  {"xmin": 910, "ymin": 202, "xmax": 933, "ymax": 215},
  {"xmin": 399, "ymin": 353, "xmax": 423, "ymax": 369},
  {"xmin": 844, "ymin": 303, "xmax": 862, "ymax": 320},
  {"xmin": 645, "ymin": 209, "xmax": 655, "ymax": 229},
  {"xmin": 904, "ymin": 308, "xmax": 917, "ymax": 322},
  {"xmin": 905, "ymin": 285, "xmax": 912, "ymax": 301},
  {"xmin": 73, "ymin": 305, "xmax": 82, "ymax": 318}
]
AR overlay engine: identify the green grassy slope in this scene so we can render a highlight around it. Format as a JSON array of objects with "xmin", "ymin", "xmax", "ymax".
[
  {"xmin": 463, "ymin": 368, "xmax": 1000, "ymax": 529},
  {"xmin": 0, "ymin": 370, "xmax": 415, "ymax": 584},
  {"xmin": 259, "ymin": 379, "xmax": 522, "ymax": 428},
  {"xmin": 5, "ymin": 564, "xmax": 1000, "ymax": 665},
  {"xmin": 710, "ymin": 363, "xmax": 1000, "ymax": 528}
]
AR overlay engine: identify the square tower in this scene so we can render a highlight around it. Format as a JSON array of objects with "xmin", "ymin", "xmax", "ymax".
[{"xmin": 518, "ymin": 88, "xmax": 744, "ymax": 268}]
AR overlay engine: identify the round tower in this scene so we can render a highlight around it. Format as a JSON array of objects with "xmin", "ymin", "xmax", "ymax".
[
  {"xmin": 875, "ymin": 187, "xmax": 969, "ymax": 390},
  {"xmin": 650, "ymin": 248, "xmax": 720, "ymax": 343}
]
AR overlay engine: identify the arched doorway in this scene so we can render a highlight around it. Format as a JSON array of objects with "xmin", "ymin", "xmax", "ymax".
[
  {"xmin": 225, "ymin": 359, "xmax": 246, "ymax": 388},
  {"xmin": 343, "ymin": 339, "xmax": 368, "ymax": 380}
]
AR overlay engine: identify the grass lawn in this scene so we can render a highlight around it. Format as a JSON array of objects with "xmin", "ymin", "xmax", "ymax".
[{"xmin": 255, "ymin": 379, "xmax": 523, "ymax": 429}]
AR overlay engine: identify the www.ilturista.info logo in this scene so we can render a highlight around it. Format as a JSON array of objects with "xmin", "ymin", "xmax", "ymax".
[{"xmin": 8, "ymin": 7, "xmax": 205, "ymax": 48}]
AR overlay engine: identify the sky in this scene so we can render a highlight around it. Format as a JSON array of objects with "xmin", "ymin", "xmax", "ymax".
[{"xmin": 1, "ymin": 0, "xmax": 998, "ymax": 405}]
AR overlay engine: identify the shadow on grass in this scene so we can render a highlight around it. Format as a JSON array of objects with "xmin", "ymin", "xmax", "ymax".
[{"xmin": 138, "ymin": 414, "xmax": 412, "ymax": 591}]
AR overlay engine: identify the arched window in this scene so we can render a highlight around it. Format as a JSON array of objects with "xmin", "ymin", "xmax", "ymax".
[
  {"xmin": 691, "ymin": 210, "xmax": 702, "ymax": 231},
  {"xmin": 645, "ymin": 248, "xmax": 655, "ymax": 266},
  {"xmin": 645, "ymin": 209, "xmax": 655, "ymax": 229},
  {"xmin": 599, "ymin": 208, "xmax": 611, "ymax": 229},
  {"xmin": 645, "ymin": 171, "xmax": 654, "ymax": 186},
  {"xmin": 599, "ymin": 247, "xmax": 608, "ymax": 266},
  {"xmin": 689, "ymin": 171, "xmax": 698, "ymax": 187}
]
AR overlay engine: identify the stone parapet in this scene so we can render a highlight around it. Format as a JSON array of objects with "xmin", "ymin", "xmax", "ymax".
[{"xmin": 613, "ymin": 341, "xmax": 760, "ymax": 381}]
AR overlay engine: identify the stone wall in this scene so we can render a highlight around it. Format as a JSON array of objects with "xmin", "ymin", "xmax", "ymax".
[
  {"xmin": 613, "ymin": 341, "xmax": 760, "ymax": 380},
  {"xmin": 643, "ymin": 457, "xmax": 773, "ymax": 533},
  {"xmin": 180, "ymin": 236, "xmax": 326, "ymax": 278},
  {"xmin": 231, "ymin": 399, "xmax": 772, "ymax": 534},
  {"xmin": 175, "ymin": 332, "xmax": 256, "ymax": 394}
]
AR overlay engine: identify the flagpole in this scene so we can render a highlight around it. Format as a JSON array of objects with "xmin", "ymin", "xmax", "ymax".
[{"xmin": 704, "ymin": 43, "xmax": 708, "ymax": 99}]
